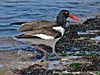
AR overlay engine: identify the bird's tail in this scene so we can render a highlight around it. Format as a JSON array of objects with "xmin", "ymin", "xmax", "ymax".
[{"xmin": 10, "ymin": 22, "xmax": 27, "ymax": 25}]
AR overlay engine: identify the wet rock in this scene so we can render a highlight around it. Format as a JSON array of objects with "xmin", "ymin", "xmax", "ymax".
[
  {"xmin": 56, "ymin": 30, "xmax": 100, "ymax": 56},
  {"xmin": 80, "ymin": 17, "xmax": 100, "ymax": 31},
  {"xmin": 13, "ymin": 63, "xmax": 48, "ymax": 75},
  {"xmin": 65, "ymin": 31, "xmax": 80, "ymax": 39},
  {"xmin": 68, "ymin": 56, "xmax": 100, "ymax": 71},
  {"xmin": 11, "ymin": 56, "xmax": 100, "ymax": 75},
  {"xmin": 47, "ymin": 70, "xmax": 53, "ymax": 75}
]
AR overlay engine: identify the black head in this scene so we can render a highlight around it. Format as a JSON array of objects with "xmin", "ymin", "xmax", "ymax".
[
  {"xmin": 56, "ymin": 10, "xmax": 80, "ymax": 27},
  {"xmin": 56, "ymin": 10, "xmax": 69, "ymax": 26}
]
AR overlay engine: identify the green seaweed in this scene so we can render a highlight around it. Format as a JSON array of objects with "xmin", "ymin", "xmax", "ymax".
[
  {"xmin": 96, "ymin": 72, "xmax": 100, "ymax": 75},
  {"xmin": 59, "ymin": 53, "xmax": 68, "ymax": 56},
  {"xmin": 62, "ymin": 73, "xmax": 68, "ymax": 75},
  {"xmin": 69, "ymin": 63, "xmax": 82, "ymax": 71}
]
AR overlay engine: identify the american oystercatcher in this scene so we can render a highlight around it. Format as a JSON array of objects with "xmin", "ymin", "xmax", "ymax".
[{"xmin": 14, "ymin": 10, "xmax": 80, "ymax": 54}]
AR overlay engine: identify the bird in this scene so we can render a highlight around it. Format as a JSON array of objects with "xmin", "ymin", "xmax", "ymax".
[{"xmin": 13, "ymin": 10, "xmax": 80, "ymax": 54}]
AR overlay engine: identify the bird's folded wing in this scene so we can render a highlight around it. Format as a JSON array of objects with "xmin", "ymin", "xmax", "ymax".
[
  {"xmin": 16, "ymin": 28, "xmax": 61, "ymax": 39},
  {"xmin": 18, "ymin": 20, "xmax": 57, "ymax": 32}
]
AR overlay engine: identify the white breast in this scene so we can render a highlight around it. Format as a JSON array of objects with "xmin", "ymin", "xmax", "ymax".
[
  {"xmin": 34, "ymin": 34, "xmax": 54, "ymax": 40},
  {"xmin": 53, "ymin": 26, "xmax": 65, "ymax": 36}
]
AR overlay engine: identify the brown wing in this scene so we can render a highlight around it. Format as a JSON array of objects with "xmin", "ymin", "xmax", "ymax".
[
  {"xmin": 18, "ymin": 20, "xmax": 58, "ymax": 32},
  {"xmin": 16, "ymin": 28, "xmax": 61, "ymax": 39}
]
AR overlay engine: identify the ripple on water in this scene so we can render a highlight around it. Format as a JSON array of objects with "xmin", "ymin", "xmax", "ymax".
[{"xmin": 0, "ymin": 29, "xmax": 18, "ymax": 37}]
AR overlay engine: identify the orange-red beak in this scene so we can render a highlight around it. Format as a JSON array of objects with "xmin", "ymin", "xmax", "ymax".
[{"xmin": 69, "ymin": 14, "xmax": 80, "ymax": 21}]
